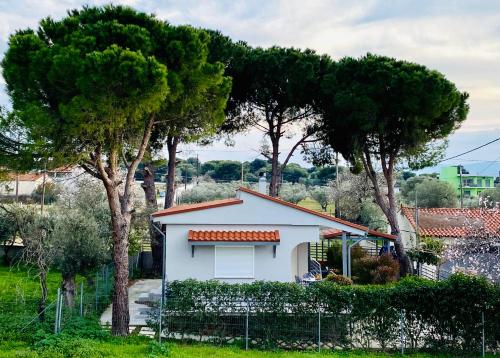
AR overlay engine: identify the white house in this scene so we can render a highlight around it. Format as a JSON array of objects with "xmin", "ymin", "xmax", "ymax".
[
  {"xmin": 0, "ymin": 173, "xmax": 48, "ymax": 196},
  {"xmin": 151, "ymin": 186, "xmax": 394, "ymax": 283}
]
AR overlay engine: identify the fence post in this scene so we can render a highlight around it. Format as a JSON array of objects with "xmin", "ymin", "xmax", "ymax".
[
  {"xmin": 95, "ymin": 272, "xmax": 99, "ymax": 312},
  {"xmin": 399, "ymin": 309, "xmax": 405, "ymax": 355},
  {"xmin": 80, "ymin": 282, "xmax": 84, "ymax": 317},
  {"xmin": 57, "ymin": 289, "xmax": 63, "ymax": 333},
  {"xmin": 318, "ymin": 308, "xmax": 321, "ymax": 352},
  {"xmin": 245, "ymin": 301, "xmax": 249, "ymax": 350},
  {"xmin": 482, "ymin": 311, "xmax": 485, "ymax": 358},
  {"xmin": 54, "ymin": 288, "xmax": 61, "ymax": 334}
]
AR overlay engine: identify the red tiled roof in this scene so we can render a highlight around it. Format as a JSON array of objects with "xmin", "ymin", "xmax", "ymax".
[
  {"xmin": 321, "ymin": 228, "xmax": 396, "ymax": 240},
  {"xmin": 188, "ymin": 230, "xmax": 280, "ymax": 242},
  {"xmin": 401, "ymin": 206, "xmax": 500, "ymax": 238},
  {"xmin": 152, "ymin": 198, "xmax": 243, "ymax": 217},
  {"xmin": 238, "ymin": 187, "xmax": 368, "ymax": 232},
  {"xmin": 7, "ymin": 172, "xmax": 44, "ymax": 181}
]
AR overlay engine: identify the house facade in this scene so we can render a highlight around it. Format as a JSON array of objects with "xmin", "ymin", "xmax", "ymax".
[
  {"xmin": 439, "ymin": 165, "xmax": 495, "ymax": 199},
  {"xmin": 399, "ymin": 206, "xmax": 500, "ymax": 281},
  {"xmin": 152, "ymin": 187, "xmax": 373, "ymax": 283}
]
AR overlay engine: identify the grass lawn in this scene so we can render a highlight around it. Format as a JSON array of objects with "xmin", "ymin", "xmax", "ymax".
[
  {"xmin": 297, "ymin": 197, "xmax": 334, "ymax": 214},
  {"xmin": 0, "ymin": 339, "xmax": 491, "ymax": 358},
  {"xmin": 0, "ymin": 264, "xmax": 62, "ymax": 302}
]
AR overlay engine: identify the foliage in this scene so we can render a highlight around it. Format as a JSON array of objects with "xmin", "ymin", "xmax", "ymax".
[
  {"xmin": 401, "ymin": 177, "xmax": 458, "ymax": 208},
  {"xmin": 479, "ymin": 186, "xmax": 500, "ymax": 208},
  {"xmin": 221, "ymin": 45, "xmax": 329, "ymax": 196},
  {"xmin": 324, "ymin": 272, "xmax": 353, "ymax": 285},
  {"xmin": 326, "ymin": 241, "xmax": 367, "ymax": 274},
  {"xmin": 178, "ymin": 181, "xmax": 240, "ymax": 204},
  {"xmin": 308, "ymin": 186, "xmax": 331, "ymax": 211},
  {"xmin": 3, "ymin": 339, "xmax": 490, "ymax": 357},
  {"xmin": 2, "ymin": 5, "xmax": 172, "ymax": 334},
  {"xmin": 359, "ymin": 201, "xmax": 388, "ymax": 230},
  {"xmin": 278, "ymin": 183, "xmax": 308, "ymax": 204},
  {"xmin": 51, "ymin": 210, "xmax": 109, "ymax": 278},
  {"xmin": 152, "ymin": 274, "xmax": 499, "ymax": 353},
  {"xmin": 31, "ymin": 182, "xmax": 61, "ymax": 205},
  {"xmin": 318, "ymin": 54, "xmax": 469, "ymax": 275},
  {"xmin": 407, "ymin": 237, "xmax": 444, "ymax": 266},
  {"xmin": 281, "ymin": 163, "xmax": 308, "ymax": 183},
  {"xmin": 0, "ymin": 207, "xmax": 17, "ymax": 264},
  {"xmin": 354, "ymin": 254, "xmax": 400, "ymax": 284}
]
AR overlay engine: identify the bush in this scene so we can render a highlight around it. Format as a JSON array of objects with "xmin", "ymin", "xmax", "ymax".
[
  {"xmin": 326, "ymin": 242, "xmax": 367, "ymax": 274},
  {"xmin": 178, "ymin": 181, "xmax": 240, "ymax": 204},
  {"xmin": 151, "ymin": 275, "xmax": 500, "ymax": 353},
  {"xmin": 324, "ymin": 272, "xmax": 352, "ymax": 285},
  {"xmin": 354, "ymin": 254, "xmax": 399, "ymax": 284},
  {"xmin": 31, "ymin": 182, "xmax": 61, "ymax": 205}
]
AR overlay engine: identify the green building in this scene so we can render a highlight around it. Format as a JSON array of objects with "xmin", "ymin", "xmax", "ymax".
[{"xmin": 439, "ymin": 165, "xmax": 495, "ymax": 199}]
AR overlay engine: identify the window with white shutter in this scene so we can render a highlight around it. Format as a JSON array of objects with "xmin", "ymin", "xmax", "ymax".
[{"xmin": 214, "ymin": 246, "xmax": 254, "ymax": 279}]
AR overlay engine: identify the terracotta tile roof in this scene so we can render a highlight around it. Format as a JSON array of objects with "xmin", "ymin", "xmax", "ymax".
[
  {"xmin": 321, "ymin": 228, "xmax": 396, "ymax": 240},
  {"xmin": 238, "ymin": 187, "xmax": 368, "ymax": 232},
  {"xmin": 7, "ymin": 172, "xmax": 44, "ymax": 181},
  {"xmin": 152, "ymin": 198, "xmax": 243, "ymax": 217},
  {"xmin": 188, "ymin": 230, "xmax": 280, "ymax": 242},
  {"xmin": 401, "ymin": 206, "xmax": 500, "ymax": 238}
]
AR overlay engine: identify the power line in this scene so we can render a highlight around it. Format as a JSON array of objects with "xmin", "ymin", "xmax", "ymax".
[
  {"xmin": 439, "ymin": 137, "xmax": 500, "ymax": 163},
  {"xmin": 478, "ymin": 154, "xmax": 500, "ymax": 174}
]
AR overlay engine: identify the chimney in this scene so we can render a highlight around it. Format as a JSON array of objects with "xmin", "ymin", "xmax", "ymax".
[{"xmin": 258, "ymin": 172, "xmax": 267, "ymax": 194}]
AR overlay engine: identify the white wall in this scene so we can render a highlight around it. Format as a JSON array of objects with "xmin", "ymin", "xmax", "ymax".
[
  {"xmin": 0, "ymin": 179, "xmax": 44, "ymax": 196},
  {"xmin": 155, "ymin": 190, "xmax": 366, "ymax": 236},
  {"xmin": 164, "ymin": 224, "xmax": 319, "ymax": 283},
  {"xmin": 397, "ymin": 211, "xmax": 417, "ymax": 249}
]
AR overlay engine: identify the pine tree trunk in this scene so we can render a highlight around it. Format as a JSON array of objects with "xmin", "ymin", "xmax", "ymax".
[
  {"xmin": 269, "ymin": 140, "xmax": 280, "ymax": 197},
  {"xmin": 164, "ymin": 136, "xmax": 179, "ymax": 209},
  {"xmin": 110, "ymin": 208, "xmax": 131, "ymax": 336},
  {"xmin": 103, "ymin": 173, "xmax": 133, "ymax": 336},
  {"xmin": 141, "ymin": 161, "xmax": 162, "ymax": 276},
  {"xmin": 62, "ymin": 273, "xmax": 76, "ymax": 308}
]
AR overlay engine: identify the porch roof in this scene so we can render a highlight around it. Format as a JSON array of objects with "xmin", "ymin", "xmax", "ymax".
[{"xmin": 321, "ymin": 228, "xmax": 396, "ymax": 241}]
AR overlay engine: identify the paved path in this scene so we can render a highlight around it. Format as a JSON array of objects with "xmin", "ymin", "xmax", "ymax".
[{"xmin": 100, "ymin": 279, "xmax": 161, "ymax": 327}]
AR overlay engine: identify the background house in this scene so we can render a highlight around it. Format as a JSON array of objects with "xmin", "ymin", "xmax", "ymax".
[
  {"xmin": 399, "ymin": 206, "xmax": 500, "ymax": 281},
  {"xmin": 439, "ymin": 165, "xmax": 496, "ymax": 199},
  {"xmin": 0, "ymin": 173, "xmax": 48, "ymax": 197}
]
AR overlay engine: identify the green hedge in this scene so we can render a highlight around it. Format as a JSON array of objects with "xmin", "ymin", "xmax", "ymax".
[{"xmin": 150, "ymin": 274, "xmax": 499, "ymax": 353}]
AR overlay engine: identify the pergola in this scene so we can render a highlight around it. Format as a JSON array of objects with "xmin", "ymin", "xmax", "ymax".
[{"xmin": 319, "ymin": 228, "xmax": 397, "ymax": 278}]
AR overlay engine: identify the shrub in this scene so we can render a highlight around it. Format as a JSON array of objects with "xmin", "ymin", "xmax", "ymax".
[
  {"xmin": 354, "ymin": 254, "xmax": 399, "ymax": 284},
  {"xmin": 150, "ymin": 275, "xmax": 499, "ymax": 353},
  {"xmin": 326, "ymin": 242, "xmax": 367, "ymax": 274},
  {"xmin": 324, "ymin": 272, "xmax": 352, "ymax": 285}
]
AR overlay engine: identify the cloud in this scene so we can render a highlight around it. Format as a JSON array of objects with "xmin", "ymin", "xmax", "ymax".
[{"xmin": 0, "ymin": 0, "xmax": 499, "ymax": 162}]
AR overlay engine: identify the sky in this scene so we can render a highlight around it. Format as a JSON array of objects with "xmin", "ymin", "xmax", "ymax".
[{"xmin": 1, "ymin": 0, "xmax": 499, "ymax": 175}]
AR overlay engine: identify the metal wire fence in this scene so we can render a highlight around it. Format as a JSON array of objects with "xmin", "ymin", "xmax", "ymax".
[
  {"xmin": 0, "ymin": 263, "xmax": 115, "ymax": 340},
  {"xmin": 147, "ymin": 297, "xmax": 498, "ymax": 355}
]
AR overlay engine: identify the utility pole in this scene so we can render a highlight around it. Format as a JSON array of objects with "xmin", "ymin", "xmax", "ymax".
[
  {"xmin": 334, "ymin": 152, "xmax": 340, "ymax": 218},
  {"xmin": 15, "ymin": 171, "xmax": 19, "ymax": 203},
  {"xmin": 41, "ymin": 161, "xmax": 47, "ymax": 214},
  {"xmin": 241, "ymin": 161, "xmax": 244, "ymax": 184},
  {"xmin": 196, "ymin": 154, "xmax": 199, "ymax": 185},
  {"xmin": 415, "ymin": 190, "xmax": 419, "ymax": 246},
  {"xmin": 459, "ymin": 165, "xmax": 463, "ymax": 208}
]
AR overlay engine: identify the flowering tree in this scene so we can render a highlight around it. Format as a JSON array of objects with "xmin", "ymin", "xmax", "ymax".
[{"xmin": 443, "ymin": 204, "xmax": 500, "ymax": 282}]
